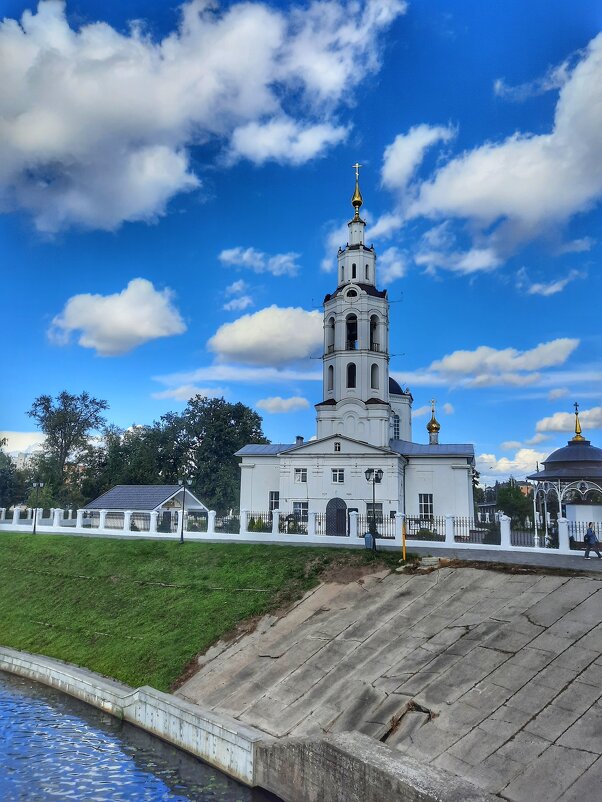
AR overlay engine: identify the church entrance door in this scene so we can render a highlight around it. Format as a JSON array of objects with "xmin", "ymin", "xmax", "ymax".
[{"xmin": 326, "ymin": 498, "xmax": 347, "ymax": 536}]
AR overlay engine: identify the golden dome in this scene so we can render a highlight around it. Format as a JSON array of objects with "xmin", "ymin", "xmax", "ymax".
[
  {"xmin": 351, "ymin": 162, "xmax": 363, "ymax": 218},
  {"xmin": 426, "ymin": 399, "xmax": 441, "ymax": 433}
]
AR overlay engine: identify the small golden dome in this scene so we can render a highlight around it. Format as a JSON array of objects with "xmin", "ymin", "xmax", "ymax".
[
  {"xmin": 427, "ymin": 414, "xmax": 441, "ymax": 433},
  {"xmin": 351, "ymin": 162, "xmax": 363, "ymax": 218}
]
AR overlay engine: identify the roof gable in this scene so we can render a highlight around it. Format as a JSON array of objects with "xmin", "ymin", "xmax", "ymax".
[
  {"xmin": 84, "ymin": 485, "xmax": 207, "ymax": 511},
  {"xmin": 281, "ymin": 434, "xmax": 393, "ymax": 456}
]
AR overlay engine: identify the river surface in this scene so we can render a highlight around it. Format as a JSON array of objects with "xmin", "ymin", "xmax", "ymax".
[{"xmin": 0, "ymin": 671, "xmax": 281, "ymax": 802}]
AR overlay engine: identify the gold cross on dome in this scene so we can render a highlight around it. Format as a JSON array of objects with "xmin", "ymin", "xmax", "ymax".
[
  {"xmin": 352, "ymin": 162, "xmax": 362, "ymax": 180},
  {"xmin": 430, "ymin": 398, "xmax": 436, "ymax": 411},
  {"xmin": 574, "ymin": 401, "xmax": 579, "ymax": 415}
]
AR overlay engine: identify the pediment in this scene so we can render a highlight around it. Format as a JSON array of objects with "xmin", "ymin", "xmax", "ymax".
[{"xmin": 283, "ymin": 434, "xmax": 393, "ymax": 456}]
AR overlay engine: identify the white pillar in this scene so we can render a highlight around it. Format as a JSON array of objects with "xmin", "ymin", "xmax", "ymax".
[
  {"xmin": 349, "ymin": 510, "xmax": 358, "ymax": 538},
  {"xmin": 307, "ymin": 511, "xmax": 317, "ymax": 538},
  {"xmin": 99, "ymin": 509, "xmax": 107, "ymax": 530},
  {"xmin": 123, "ymin": 510, "xmax": 132, "ymax": 532},
  {"xmin": 53, "ymin": 508, "xmax": 63, "ymax": 527},
  {"xmin": 500, "ymin": 514, "xmax": 511, "ymax": 549},
  {"xmin": 240, "ymin": 510, "xmax": 249, "ymax": 535},
  {"xmin": 26, "ymin": 508, "xmax": 32, "ymax": 520},
  {"xmin": 271, "ymin": 509, "xmax": 280, "ymax": 535},
  {"xmin": 149, "ymin": 511, "xmax": 158, "ymax": 533},
  {"xmin": 0, "ymin": 508, "xmax": 4, "ymax": 521},
  {"xmin": 445, "ymin": 515, "xmax": 455, "ymax": 544},
  {"xmin": 207, "ymin": 510, "xmax": 216, "ymax": 534},
  {"xmin": 76, "ymin": 509, "xmax": 85, "ymax": 529},
  {"xmin": 557, "ymin": 517, "xmax": 571, "ymax": 555},
  {"xmin": 12, "ymin": 508, "xmax": 20, "ymax": 525}
]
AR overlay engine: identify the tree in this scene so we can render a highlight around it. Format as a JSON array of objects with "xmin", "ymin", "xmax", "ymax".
[
  {"xmin": 0, "ymin": 450, "xmax": 22, "ymax": 508},
  {"xmin": 27, "ymin": 391, "xmax": 109, "ymax": 506},
  {"xmin": 496, "ymin": 481, "xmax": 532, "ymax": 526}
]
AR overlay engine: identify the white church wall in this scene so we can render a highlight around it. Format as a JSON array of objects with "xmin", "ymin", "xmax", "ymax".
[
  {"xmin": 565, "ymin": 504, "xmax": 602, "ymax": 524},
  {"xmin": 239, "ymin": 458, "xmax": 280, "ymax": 512},
  {"xmin": 405, "ymin": 460, "xmax": 473, "ymax": 516}
]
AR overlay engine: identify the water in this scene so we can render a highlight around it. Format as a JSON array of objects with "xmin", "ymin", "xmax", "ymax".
[{"xmin": 0, "ymin": 671, "xmax": 281, "ymax": 802}]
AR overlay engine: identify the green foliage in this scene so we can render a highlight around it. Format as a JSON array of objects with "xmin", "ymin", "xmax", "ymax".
[
  {"xmin": 0, "ymin": 451, "xmax": 23, "ymax": 507},
  {"xmin": 496, "ymin": 482, "xmax": 532, "ymax": 526},
  {"xmin": 0, "ymin": 536, "xmax": 398, "ymax": 691}
]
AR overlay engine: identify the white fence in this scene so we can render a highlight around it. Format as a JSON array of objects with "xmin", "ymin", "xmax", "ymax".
[{"xmin": 0, "ymin": 506, "xmax": 587, "ymax": 557}]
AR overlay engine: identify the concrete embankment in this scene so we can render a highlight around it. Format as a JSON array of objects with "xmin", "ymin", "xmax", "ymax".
[{"xmin": 0, "ymin": 645, "xmax": 497, "ymax": 801}]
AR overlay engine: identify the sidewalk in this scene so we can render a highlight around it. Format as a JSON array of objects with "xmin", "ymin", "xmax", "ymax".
[{"xmin": 406, "ymin": 545, "xmax": 602, "ymax": 572}]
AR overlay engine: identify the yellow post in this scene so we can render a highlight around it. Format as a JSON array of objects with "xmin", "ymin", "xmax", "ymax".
[{"xmin": 402, "ymin": 517, "xmax": 407, "ymax": 562}]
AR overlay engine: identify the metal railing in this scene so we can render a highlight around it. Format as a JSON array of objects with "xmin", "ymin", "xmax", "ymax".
[
  {"xmin": 187, "ymin": 511, "xmax": 208, "ymax": 533},
  {"xmin": 215, "ymin": 515, "xmax": 239, "ymax": 534},
  {"xmin": 405, "ymin": 516, "xmax": 445, "ymax": 541},
  {"xmin": 568, "ymin": 520, "xmax": 602, "ymax": 550},
  {"xmin": 357, "ymin": 514, "xmax": 396, "ymax": 539},
  {"xmin": 246, "ymin": 511, "xmax": 272, "ymax": 533},
  {"xmin": 370, "ymin": 342, "xmax": 380, "ymax": 352},
  {"xmin": 454, "ymin": 517, "xmax": 500, "ymax": 545}
]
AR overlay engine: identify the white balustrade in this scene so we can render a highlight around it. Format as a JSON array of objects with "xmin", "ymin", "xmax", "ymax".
[
  {"xmin": 348, "ymin": 510, "xmax": 358, "ymax": 538},
  {"xmin": 271, "ymin": 509, "xmax": 280, "ymax": 536},
  {"xmin": 52, "ymin": 508, "xmax": 63, "ymax": 527},
  {"xmin": 207, "ymin": 510, "xmax": 216, "ymax": 534},
  {"xmin": 500, "ymin": 514, "xmax": 511, "ymax": 548},
  {"xmin": 445, "ymin": 515, "xmax": 455, "ymax": 544}
]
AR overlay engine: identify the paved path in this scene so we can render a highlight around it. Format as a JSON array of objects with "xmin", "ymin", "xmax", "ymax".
[
  {"xmin": 408, "ymin": 546, "xmax": 602, "ymax": 573},
  {"xmin": 178, "ymin": 566, "xmax": 602, "ymax": 801}
]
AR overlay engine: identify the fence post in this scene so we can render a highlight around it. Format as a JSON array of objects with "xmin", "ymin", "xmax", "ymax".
[
  {"xmin": 37, "ymin": 508, "xmax": 43, "ymax": 525},
  {"xmin": 500, "ymin": 514, "xmax": 511, "ymax": 548},
  {"xmin": 557, "ymin": 517, "xmax": 571, "ymax": 554},
  {"xmin": 349, "ymin": 510, "xmax": 358, "ymax": 538},
  {"xmin": 53, "ymin": 508, "xmax": 63, "ymax": 527},
  {"xmin": 123, "ymin": 510, "xmax": 132, "ymax": 532},
  {"xmin": 240, "ymin": 510, "xmax": 249, "ymax": 535},
  {"xmin": 271, "ymin": 509, "xmax": 280, "ymax": 535},
  {"xmin": 76, "ymin": 509, "xmax": 85, "ymax": 529},
  {"xmin": 0, "ymin": 508, "xmax": 5, "ymax": 521},
  {"xmin": 445, "ymin": 515, "xmax": 455, "ymax": 544},
  {"xmin": 207, "ymin": 510, "xmax": 216, "ymax": 534},
  {"xmin": 99, "ymin": 509, "xmax": 107, "ymax": 530},
  {"xmin": 307, "ymin": 511, "xmax": 317, "ymax": 537},
  {"xmin": 149, "ymin": 511, "xmax": 158, "ymax": 533},
  {"xmin": 12, "ymin": 508, "xmax": 20, "ymax": 525}
]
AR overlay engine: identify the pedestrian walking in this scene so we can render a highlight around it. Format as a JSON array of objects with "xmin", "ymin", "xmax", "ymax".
[{"xmin": 584, "ymin": 522, "xmax": 602, "ymax": 559}]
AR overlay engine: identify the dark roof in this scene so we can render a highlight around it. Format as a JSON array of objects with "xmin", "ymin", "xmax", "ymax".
[
  {"xmin": 84, "ymin": 485, "xmax": 206, "ymax": 511},
  {"xmin": 324, "ymin": 282, "xmax": 387, "ymax": 303},
  {"xmin": 389, "ymin": 376, "xmax": 411, "ymax": 396},
  {"xmin": 527, "ymin": 438, "xmax": 602, "ymax": 480},
  {"xmin": 235, "ymin": 443, "xmax": 295, "ymax": 456},
  {"xmin": 389, "ymin": 439, "xmax": 475, "ymax": 459},
  {"xmin": 366, "ymin": 397, "xmax": 388, "ymax": 405},
  {"xmin": 315, "ymin": 398, "xmax": 337, "ymax": 406}
]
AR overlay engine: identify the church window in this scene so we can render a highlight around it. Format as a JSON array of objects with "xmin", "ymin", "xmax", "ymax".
[
  {"xmin": 366, "ymin": 502, "xmax": 383, "ymax": 524},
  {"xmin": 269, "ymin": 491, "xmax": 279, "ymax": 512},
  {"xmin": 346, "ymin": 314, "xmax": 358, "ymax": 350},
  {"xmin": 352, "ymin": 263, "xmax": 356, "ymax": 279},
  {"xmin": 332, "ymin": 468, "xmax": 345, "ymax": 483},
  {"xmin": 419, "ymin": 493, "xmax": 434, "ymax": 519},
  {"xmin": 326, "ymin": 317, "xmax": 335, "ymax": 353},
  {"xmin": 294, "ymin": 468, "xmax": 307, "ymax": 483},
  {"xmin": 293, "ymin": 501, "xmax": 308, "ymax": 523},
  {"xmin": 370, "ymin": 315, "xmax": 379, "ymax": 351},
  {"xmin": 365, "ymin": 263, "xmax": 369, "ymax": 280},
  {"xmin": 334, "ymin": 441, "xmax": 341, "ymax": 452},
  {"xmin": 347, "ymin": 362, "xmax": 356, "ymax": 388},
  {"xmin": 393, "ymin": 414, "xmax": 400, "ymax": 439},
  {"xmin": 346, "ymin": 289, "xmax": 357, "ymax": 298},
  {"xmin": 327, "ymin": 365, "xmax": 334, "ymax": 391},
  {"xmin": 371, "ymin": 363, "xmax": 379, "ymax": 389},
  {"xmin": 340, "ymin": 265, "xmax": 344, "ymax": 282}
]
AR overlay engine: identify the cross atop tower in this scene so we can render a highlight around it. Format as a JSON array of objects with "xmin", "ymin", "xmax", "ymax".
[{"xmin": 352, "ymin": 162, "xmax": 362, "ymax": 180}]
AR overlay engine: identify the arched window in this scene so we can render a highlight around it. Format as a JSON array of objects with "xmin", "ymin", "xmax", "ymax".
[
  {"xmin": 370, "ymin": 315, "xmax": 379, "ymax": 351},
  {"xmin": 352, "ymin": 263, "xmax": 356, "ymax": 279},
  {"xmin": 326, "ymin": 317, "xmax": 335, "ymax": 353},
  {"xmin": 347, "ymin": 362, "xmax": 356, "ymax": 388},
  {"xmin": 340, "ymin": 265, "xmax": 344, "ymax": 283},
  {"xmin": 393, "ymin": 414, "xmax": 400, "ymax": 439},
  {"xmin": 371, "ymin": 363, "xmax": 379, "ymax": 390},
  {"xmin": 346, "ymin": 314, "xmax": 358, "ymax": 350},
  {"xmin": 327, "ymin": 365, "xmax": 334, "ymax": 391},
  {"xmin": 365, "ymin": 263, "xmax": 369, "ymax": 280}
]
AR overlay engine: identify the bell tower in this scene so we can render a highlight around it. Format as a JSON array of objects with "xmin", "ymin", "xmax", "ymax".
[{"xmin": 316, "ymin": 166, "xmax": 391, "ymax": 447}]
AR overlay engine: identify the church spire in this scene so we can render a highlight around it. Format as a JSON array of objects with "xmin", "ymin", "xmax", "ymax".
[
  {"xmin": 427, "ymin": 399, "xmax": 441, "ymax": 445},
  {"xmin": 572, "ymin": 401, "xmax": 585, "ymax": 442},
  {"xmin": 351, "ymin": 162, "xmax": 363, "ymax": 220}
]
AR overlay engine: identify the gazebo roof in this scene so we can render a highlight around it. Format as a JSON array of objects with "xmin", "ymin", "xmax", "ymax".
[
  {"xmin": 84, "ymin": 485, "xmax": 207, "ymax": 511},
  {"xmin": 527, "ymin": 438, "xmax": 602, "ymax": 481}
]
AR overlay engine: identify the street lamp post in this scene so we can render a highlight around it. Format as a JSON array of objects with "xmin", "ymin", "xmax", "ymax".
[
  {"xmin": 364, "ymin": 468, "xmax": 383, "ymax": 549},
  {"xmin": 177, "ymin": 478, "xmax": 192, "ymax": 544},
  {"xmin": 32, "ymin": 481, "xmax": 44, "ymax": 535}
]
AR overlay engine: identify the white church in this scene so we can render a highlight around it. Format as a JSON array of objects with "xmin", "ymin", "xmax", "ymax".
[{"xmin": 236, "ymin": 170, "xmax": 475, "ymax": 533}]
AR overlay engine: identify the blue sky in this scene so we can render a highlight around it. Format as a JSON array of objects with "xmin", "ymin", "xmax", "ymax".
[{"xmin": 1, "ymin": 0, "xmax": 601, "ymax": 485}]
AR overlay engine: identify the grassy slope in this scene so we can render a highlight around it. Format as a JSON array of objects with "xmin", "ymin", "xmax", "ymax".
[{"xmin": 0, "ymin": 534, "xmax": 396, "ymax": 691}]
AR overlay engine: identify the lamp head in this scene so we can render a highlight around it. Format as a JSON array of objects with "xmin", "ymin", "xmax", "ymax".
[{"xmin": 365, "ymin": 468, "xmax": 374, "ymax": 482}]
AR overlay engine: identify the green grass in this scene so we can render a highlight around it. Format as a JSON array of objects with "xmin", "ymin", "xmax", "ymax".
[{"xmin": 0, "ymin": 534, "xmax": 398, "ymax": 691}]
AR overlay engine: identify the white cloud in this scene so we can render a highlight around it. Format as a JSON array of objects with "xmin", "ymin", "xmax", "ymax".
[
  {"xmin": 501, "ymin": 440, "xmax": 522, "ymax": 450},
  {"xmin": 0, "ymin": 0, "xmax": 406, "ymax": 231},
  {"xmin": 548, "ymin": 388, "xmax": 569, "ymax": 400},
  {"xmin": 320, "ymin": 220, "xmax": 349, "ymax": 272},
  {"xmin": 477, "ymin": 448, "xmax": 548, "ymax": 480},
  {"xmin": 223, "ymin": 295, "xmax": 254, "ymax": 311},
  {"xmin": 219, "ymin": 246, "xmax": 300, "ymax": 276},
  {"xmin": 536, "ymin": 405, "xmax": 602, "ymax": 433},
  {"xmin": 155, "ymin": 364, "xmax": 321, "ymax": 388},
  {"xmin": 208, "ymin": 305, "xmax": 323, "ymax": 366},
  {"xmin": 225, "ymin": 279, "xmax": 249, "ymax": 295},
  {"xmin": 407, "ymin": 32, "xmax": 602, "ymax": 257},
  {"xmin": 415, "ymin": 245, "xmax": 502, "ymax": 275},
  {"xmin": 412, "ymin": 405, "xmax": 431, "ymax": 418},
  {"xmin": 381, "ymin": 124, "xmax": 454, "ymax": 191},
  {"xmin": 0, "ymin": 431, "xmax": 46, "ymax": 453},
  {"xmin": 516, "ymin": 267, "xmax": 585, "ymax": 296},
  {"xmin": 256, "ymin": 395, "xmax": 310, "ymax": 413},
  {"xmin": 379, "ymin": 246, "xmax": 406, "ymax": 283},
  {"xmin": 152, "ymin": 385, "xmax": 227, "ymax": 401},
  {"xmin": 493, "ymin": 57, "xmax": 573, "ymax": 102},
  {"xmin": 525, "ymin": 433, "xmax": 549, "ymax": 445},
  {"xmin": 49, "ymin": 278, "xmax": 186, "ymax": 356},
  {"xmin": 442, "ymin": 402, "xmax": 454, "ymax": 414},
  {"xmin": 228, "ymin": 118, "xmax": 347, "ymax": 165},
  {"xmin": 366, "ymin": 212, "xmax": 403, "ymax": 240},
  {"xmin": 430, "ymin": 339, "xmax": 579, "ymax": 376}
]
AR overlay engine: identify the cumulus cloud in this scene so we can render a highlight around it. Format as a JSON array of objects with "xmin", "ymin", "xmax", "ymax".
[
  {"xmin": 152, "ymin": 385, "xmax": 227, "ymax": 401},
  {"xmin": 412, "ymin": 405, "xmax": 431, "ymax": 418},
  {"xmin": 154, "ymin": 365, "xmax": 322, "ymax": 391},
  {"xmin": 548, "ymin": 387, "xmax": 569, "ymax": 400},
  {"xmin": 381, "ymin": 124, "xmax": 454, "ymax": 192},
  {"xmin": 501, "ymin": 440, "xmax": 522, "ymax": 450},
  {"xmin": 379, "ymin": 246, "xmax": 406, "ymax": 283},
  {"xmin": 0, "ymin": 0, "xmax": 406, "ymax": 231},
  {"xmin": 256, "ymin": 395, "xmax": 310, "ymax": 413},
  {"xmin": 223, "ymin": 295, "xmax": 254, "ymax": 311},
  {"xmin": 477, "ymin": 448, "xmax": 548, "ymax": 480},
  {"xmin": 516, "ymin": 267, "xmax": 585, "ymax": 296},
  {"xmin": 406, "ymin": 33, "xmax": 602, "ymax": 258},
  {"xmin": 536, "ymin": 405, "xmax": 602, "ymax": 433},
  {"xmin": 225, "ymin": 279, "xmax": 249, "ymax": 295},
  {"xmin": 219, "ymin": 246, "xmax": 300, "ymax": 276},
  {"xmin": 49, "ymin": 278, "xmax": 186, "ymax": 355},
  {"xmin": 442, "ymin": 402, "xmax": 454, "ymax": 414},
  {"xmin": 0, "ymin": 431, "xmax": 46, "ymax": 453},
  {"xmin": 493, "ymin": 56, "xmax": 575, "ymax": 102},
  {"xmin": 208, "ymin": 305, "xmax": 323, "ymax": 365}
]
